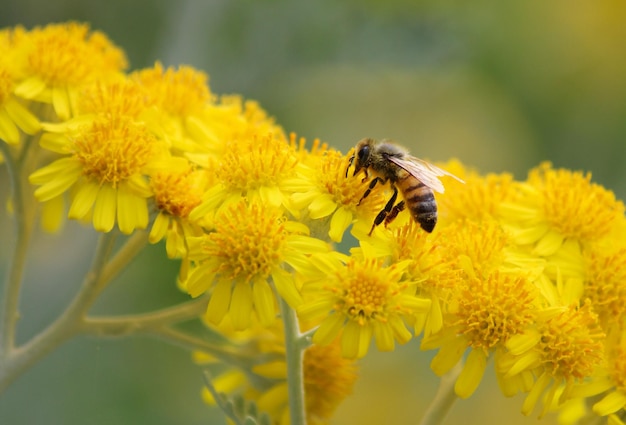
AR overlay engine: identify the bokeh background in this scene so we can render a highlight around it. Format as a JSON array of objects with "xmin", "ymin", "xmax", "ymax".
[{"xmin": 2, "ymin": 1, "xmax": 626, "ymax": 424}]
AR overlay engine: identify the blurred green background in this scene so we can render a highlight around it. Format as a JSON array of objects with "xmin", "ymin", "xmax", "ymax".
[{"xmin": 2, "ymin": 0, "xmax": 626, "ymax": 424}]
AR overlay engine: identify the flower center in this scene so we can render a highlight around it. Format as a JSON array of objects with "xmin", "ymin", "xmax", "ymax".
[
  {"xmin": 338, "ymin": 259, "xmax": 393, "ymax": 324},
  {"xmin": 73, "ymin": 116, "xmax": 157, "ymax": 187},
  {"xmin": 584, "ymin": 247, "xmax": 626, "ymax": 328},
  {"xmin": 152, "ymin": 167, "xmax": 204, "ymax": 218},
  {"xmin": 321, "ymin": 150, "xmax": 384, "ymax": 212},
  {"xmin": 303, "ymin": 342, "xmax": 358, "ymax": 422},
  {"xmin": 537, "ymin": 302, "xmax": 605, "ymax": 380},
  {"xmin": 206, "ymin": 202, "xmax": 287, "ymax": 281},
  {"xmin": 215, "ymin": 134, "xmax": 297, "ymax": 192},
  {"xmin": 455, "ymin": 271, "xmax": 535, "ymax": 351},
  {"xmin": 26, "ymin": 23, "xmax": 127, "ymax": 86},
  {"xmin": 531, "ymin": 163, "xmax": 625, "ymax": 241},
  {"xmin": 133, "ymin": 63, "xmax": 211, "ymax": 117}
]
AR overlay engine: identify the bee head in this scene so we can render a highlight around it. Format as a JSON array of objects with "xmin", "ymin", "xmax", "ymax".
[{"xmin": 350, "ymin": 138, "xmax": 374, "ymax": 176}]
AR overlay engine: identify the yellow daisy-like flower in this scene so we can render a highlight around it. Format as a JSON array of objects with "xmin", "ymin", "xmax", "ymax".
[
  {"xmin": 12, "ymin": 22, "xmax": 127, "ymax": 120},
  {"xmin": 425, "ymin": 269, "xmax": 538, "ymax": 399},
  {"xmin": 149, "ymin": 161, "xmax": 207, "ymax": 258},
  {"xmin": 29, "ymin": 114, "xmax": 168, "ymax": 233},
  {"xmin": 131, "ymin": 63, "xmax": 216, "ymax": 153},
  {"xmin": 504, "ymin": 301, "xmax": 605, "ymax": 417},
  {"xmin": 291, "ymin": 148, "xmax": 385, "ymax": 242},
  {"xmin": 183, "ymin": 199, "xmax": 328, "ymax": 330},
  {"xmin": 500, "ymin": 162, "xmax": 625, "ymax": 257},
  {"xmin": 189, "ymin": 133, "xmax": 301, "ymax": 221},
  {"xmin": 353, "ymin": 220, "xmax": 461, "ymax": 338},
  {"xmin": 298, "ymin": 253, "xmax": 431, "ymax": 359}
]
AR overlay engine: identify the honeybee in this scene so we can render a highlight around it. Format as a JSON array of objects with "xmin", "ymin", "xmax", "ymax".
[{"xmin": 346, "ymin": 138, "xmax": 464, "ymax": 234}]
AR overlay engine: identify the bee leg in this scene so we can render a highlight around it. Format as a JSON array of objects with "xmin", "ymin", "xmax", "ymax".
[
  {"xmin": 345, "ymin": 155, "xmax": 355, "ymax": 178},
  {"xmin": 384, "ymin": 200, "xmax": 405, "ymax": 227},
  {"xmin": 368, "ymin": 185, "xmax": 398, "ymax": 235},
  {"xmin": 358, "ymin": 176, "xmax": 384, "ymax": 206}
]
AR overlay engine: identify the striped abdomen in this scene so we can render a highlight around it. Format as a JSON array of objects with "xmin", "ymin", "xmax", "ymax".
[{"xmin": 398, "ymin": 175, "xmax": 437, "ymax": 232}]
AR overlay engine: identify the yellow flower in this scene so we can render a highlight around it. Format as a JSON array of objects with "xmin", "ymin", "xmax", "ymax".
[
  {"xmin": 353, "ymin": 220, "xmax": 461, "ymax": 338},
  {"xmin": 291, "ymin": 148, "xmax": 385, "ymax": 242},
  {"xmin": 29, "ymin": 114, "xmax": 169, "ymax": 233},
  {"xmin": 503, "ymin": 301, "xmax": 605, "ymax": 417},
  {"xmin": 183, "ymin": 200, "xmax": 328, "ymax": 330},
  {"xmin": 426, "ymin": 269, "xmax": 538, "ymax": 399},
  {"xmin": 500, "ymin": 162, "xmax": 625, "ymax": 257},
  {"xmin": 131, "ymin": 63, "xmax": 216, "ymax": 153},
  {"xmin": 298, "ymin": 252, "xmax": 431, "ymax": 359},
  {"xmin": 149, "ymin": 162, "xmax": 207, "ymax": 258},
  {"xmin": 12, "ymin": 22, "xmax": 127, "ymax": 120},
  {"xmin": 189, "ymin": 133, "xmax": 301, "ymax": 221}
]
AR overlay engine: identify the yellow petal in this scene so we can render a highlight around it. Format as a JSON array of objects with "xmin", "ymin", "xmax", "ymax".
[
  {"xmin": 206, "ymin": 279, "xmax": 231, "ymax": 323},
  {"xmin": 52, "ymin": 85, "xmax": 71, "ymax": 120},
  {"xmin": 116, "ymin": 187, "xmax": 148, "ymax": 234},
  {"xmin": 342, "ymin": 320, "xmax": 372, "ymax": 359},
  {"xmin": 0, "ymin": 108, "xmax": 19, "ymax": 144},
  {"xmin": 593, "ymin": 391, "xmax": 626, "ymax": 416},
  {"xmin": 4, "ymin": 97, "xmax": 40, "ymax": 135},
  {"xmin": 430, "ymin": 337, "xmax": 468, "ymax": 376},
  {"xmin": 68, "ymin": 181, "xmax": 99, "ymax": 220},
  {"xmin": 328, "ymin": 206, "xmax": 353, "ymax": 243},
  {"xmin": 308, "ymin": 193, "xmax": 337, "ymax": 219},
  {"xmin": 252, "ymin": 279, "xmax": 276, "ymax": 326},
  {"xmin": 149, "ymin": 212, "xmax": 169, "ymax": 244},
  {"xmin": 272, "ymin": 268, "xmax": 303, "ymax": 308},
  {"xmin": 313, "ymin": 314, "xmax": 344, "ymax": 346},
  {"xmin": 92, "ymin": 185, "xmax": 117, "ymax": 233},
  {"xmin": 40, "ymin": 196, "xmax": 65, "ymax": 233},
  {"xmin": 373, "ymin": 322, "xmax": 395, "ymax": 352},
  {"xmin": 31, "ymin": 159, "xmax": 82, "ymax": 202},
  {"xmin": 533, "ymin": 229, "xmax": 564, "ymax": 257},
  {"xmin": 14, "ymin": 76, "xmax": 46, "ymax": 100},
  {"xmin": 455, "ymin": 349, "xmax": 487, "ymax": 399},
  {"xmin": 230, "ymin": 281, "xmax": 252, "ymax": 330},
  {"xmin": 521, "ymin": 371, "xmax": 551, "ymax": 416}
]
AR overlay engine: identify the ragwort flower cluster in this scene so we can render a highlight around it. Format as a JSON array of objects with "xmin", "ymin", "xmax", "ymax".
[{"xmin": 5, "ymin": 21, "xmax": 626, "ymax": 425}]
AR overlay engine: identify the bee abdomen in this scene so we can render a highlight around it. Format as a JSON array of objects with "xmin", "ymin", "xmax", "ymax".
[{"xmin": 404, "ymin": 181, "xmax": 437, "ymax": 232}]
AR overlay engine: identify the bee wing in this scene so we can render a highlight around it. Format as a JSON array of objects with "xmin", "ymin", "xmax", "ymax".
[{"xmin": 386, "ymin": 155, "xmax": 464, "ymax": 194}]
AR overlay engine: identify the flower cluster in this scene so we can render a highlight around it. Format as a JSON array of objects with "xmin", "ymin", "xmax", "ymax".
[{"xmin": 4, "ymin": 22, "xmax": 626, "ymax": 424}]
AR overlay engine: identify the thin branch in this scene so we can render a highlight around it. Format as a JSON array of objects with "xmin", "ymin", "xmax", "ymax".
[
  {"xmin": 419, "ymin": 360, "xmax": 463, "ymax": 425},
  {"xmin": 0, "ymin": 142, "xmax": 34, "ymax": 357},
  {"xmin": 81, "ymin": 296, "xmax": 208, "ymax": 337},
  {"xmin": 0, "ymin": 232, "xmax": 117, "ymax": 393}
]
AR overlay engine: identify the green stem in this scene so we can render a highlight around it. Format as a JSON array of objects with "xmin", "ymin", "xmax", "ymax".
[
  {"xmin": 418, "ymin": 361, "xmax": 463, "ymax": 425},
  {"xmin": 279, "ymin": 296, "xmax": 307, "ymax": 425},
  {"xmin": 0, "ymin": 142, "xmax": 35, "ymax": 360}
]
